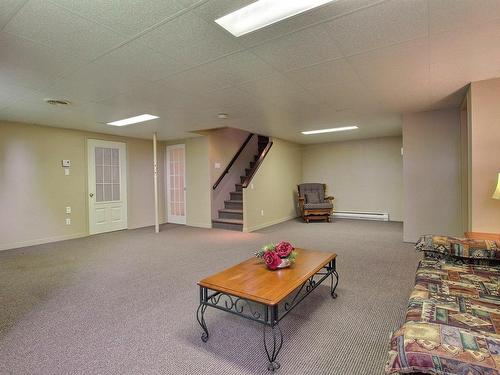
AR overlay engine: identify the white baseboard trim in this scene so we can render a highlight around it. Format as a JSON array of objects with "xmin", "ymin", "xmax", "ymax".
[
  {"xmin": 0, "ymin": 232, "xmax": 88, "ymax": 251},
  {"xmin": 187, "ymin": 222, "xmax": 212, "ymax": 229},
  {"xmin": 244, "ymin": 215, "xmax": 298, "ymax": 232}
]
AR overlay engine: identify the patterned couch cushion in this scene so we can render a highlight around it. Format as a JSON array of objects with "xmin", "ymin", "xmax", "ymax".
[
  {"xmin": 386, "ymin": 322, "xmax": 500, "ymax": 374},
  {"xmin": 416, "ymin": 235, "xmax": 500, "ymax": 261},
  {"xmin": 407, "ymin": 260, "xmax": 500, "ymax": 334},
  {"xmin": 386, "ymin": 259, "xmax": 500, "ymax": 374}
]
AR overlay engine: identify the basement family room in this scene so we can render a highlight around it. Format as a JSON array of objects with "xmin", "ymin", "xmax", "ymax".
[{"xmin": 2, "ymin": 1, "xmax": 500, "ymax": 374}]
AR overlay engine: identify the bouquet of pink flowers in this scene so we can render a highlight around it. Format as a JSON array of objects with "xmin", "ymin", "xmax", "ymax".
[{"xmin": 255, "ymin": 241, "xmax": 297, "ymax": 270}]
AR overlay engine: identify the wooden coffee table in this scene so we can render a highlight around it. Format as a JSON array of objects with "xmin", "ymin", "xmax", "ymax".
[{"xmin": 196, "ymin": 249, "xmax": 338, "ymax": 371}]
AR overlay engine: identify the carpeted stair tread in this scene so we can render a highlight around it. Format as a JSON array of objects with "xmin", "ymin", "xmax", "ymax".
[
  {"xmin": 212, "ymin": 218, "xmax": 243, "ymax": 225},
  {"xmin": 218, "ymin": 209, "xmax": 243, "ymax": 214}
]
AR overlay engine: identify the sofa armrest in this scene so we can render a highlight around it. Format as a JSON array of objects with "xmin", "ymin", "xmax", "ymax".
[
  {"xmin": 465, "ymin": 231, "xmax": 500, "ymax": 241},
  {"xmin": 325, "ymin": 196, "xmax": 334, "ymax": 201}
]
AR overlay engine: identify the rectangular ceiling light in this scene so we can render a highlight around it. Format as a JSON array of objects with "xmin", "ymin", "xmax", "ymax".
[
  {"xmin": 215, "ymin": 0, "xmax": 335, "ymax": 37},
  {"xmin": 107, "ymin": 114, "xmax": 159, "ymax": 126},
  {"xmin": 301, "ymin": 126, "xmax": 359, "ymax": 135}
]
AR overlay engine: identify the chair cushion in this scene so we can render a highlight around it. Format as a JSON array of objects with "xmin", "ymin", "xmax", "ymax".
[
  {"xmin": 298, "ymin": 183, "xmax": 325, "ymax": 202},
  {"xmin": 305, "ymin": 191, "xmax": 320, "ymax": 204},
  {"xmin": 303, "ymin": 202, "xmax": 333, "ymax": 210}
]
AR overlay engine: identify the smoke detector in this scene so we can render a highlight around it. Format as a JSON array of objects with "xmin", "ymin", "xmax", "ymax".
[
  {"xmin": 217, "ymin": 113, "xmax": 228, "ymax": 119},
  {"xmin": 45, "ymin": 99, "xmax": 71, "ymax": 106}
]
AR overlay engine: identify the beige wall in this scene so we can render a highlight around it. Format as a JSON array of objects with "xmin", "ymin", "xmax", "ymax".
[
  {"xmin": 0, "ymin": 121, "xmax": 159, "ymax": 250},
  {"xmin": 302, "ymin": 136, "xmax": 403, "ymax": 221},
  {"xmin": 470, "ymin": 78, "xmax": 500, "ymax": 232},
  {"xmin": 402, "ymin": 109, "xmax": 462, "ymax": 242},
  {"xmin": 162, "ymin": 137, "xmax": 211, "ymax": 229},
  {"xmin": 243, "ymin": 138, "xmax": 302, "ymax": 232}
]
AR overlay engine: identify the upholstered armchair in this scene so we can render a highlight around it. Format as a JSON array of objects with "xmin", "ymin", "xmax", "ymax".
[{"xmin": 297, "ymin": 183, "xmax": 334, "ymax": 223}]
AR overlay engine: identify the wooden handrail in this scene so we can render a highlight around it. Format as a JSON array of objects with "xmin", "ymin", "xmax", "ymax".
[
  {"xmin": 242, "ymin": 141, "xmax": 273, "ymax": 188},
  {"xmin": 213, "ymin": 133, "xmax": 254, "ymax": 190}
]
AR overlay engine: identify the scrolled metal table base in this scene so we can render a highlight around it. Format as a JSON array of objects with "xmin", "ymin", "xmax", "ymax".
[{"xmin": 196, "ymin": 259, "xmax": 338, "ymax": 371}]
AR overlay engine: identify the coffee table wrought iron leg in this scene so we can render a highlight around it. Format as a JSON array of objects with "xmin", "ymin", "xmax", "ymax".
[
  {"xmin": 263, "ymin": 324, "xmax": 283, "ymax": 371},
  {"xmin": 196, "ymin": 302, "xmax": 209, "ymax": 342},
  {"xmin": 330, "ymin": 269, "xmax": 339, "ymax": 299}
]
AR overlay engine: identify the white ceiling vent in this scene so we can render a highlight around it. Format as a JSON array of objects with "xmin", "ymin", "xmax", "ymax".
[{"xmin": 45, "ymin": 99, "xmax": 71, "ymax": 106}]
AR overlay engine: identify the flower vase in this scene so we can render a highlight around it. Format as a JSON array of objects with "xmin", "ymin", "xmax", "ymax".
[{"xmin": 277, "ymin": 258, "xmax": 291, "ymax": 269}]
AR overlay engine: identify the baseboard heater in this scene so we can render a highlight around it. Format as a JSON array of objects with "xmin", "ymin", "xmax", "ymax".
[{"xmin": 332, "ymin": 210, "xmax": 389, "ymax": 221}]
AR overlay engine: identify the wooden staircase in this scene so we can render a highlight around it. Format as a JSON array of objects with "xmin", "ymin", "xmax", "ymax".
[{"xmin": 212, "ymin": 136, "xmax": 269, "ymax": 231}]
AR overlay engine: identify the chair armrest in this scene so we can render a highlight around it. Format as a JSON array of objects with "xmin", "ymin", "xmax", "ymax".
[
  {"xmin": 298, "ymin": 197, "xmax": 305, "ymax": 202},
  {"xmin": 325, "ymin": 196, "xmax": 334, "ymax": 201}
]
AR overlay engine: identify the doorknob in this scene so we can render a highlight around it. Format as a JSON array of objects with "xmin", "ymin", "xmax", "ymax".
[{"xmin": 89, "ymin": 193, "xmax": 94, "ymax": 198}]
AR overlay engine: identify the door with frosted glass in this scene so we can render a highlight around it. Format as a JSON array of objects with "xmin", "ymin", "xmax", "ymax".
[
  {"xmin": 166, "ymin": 144, "xmax": 186, "ymax": 224},
  {"xmin": 87, "ymin": 140, "xmax": 128, "ymax": 234}
]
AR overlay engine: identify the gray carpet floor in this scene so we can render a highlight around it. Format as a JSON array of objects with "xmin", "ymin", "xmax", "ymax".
[{"xmin": 0, "ymin": 219, "xmax": 420, "ymax": 375}]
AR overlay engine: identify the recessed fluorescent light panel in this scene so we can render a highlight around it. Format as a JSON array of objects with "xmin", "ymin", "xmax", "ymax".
[
  {"xmin": 301, "ymin": 126, "xmax": 359, "ymax": 135},
  {"xmin": 215, "ymin": 0, "xmax": 335, "ymax": 37},
  {"xmin": 107, "ymin": 114, "xmax": 159, "ymax": 126}
]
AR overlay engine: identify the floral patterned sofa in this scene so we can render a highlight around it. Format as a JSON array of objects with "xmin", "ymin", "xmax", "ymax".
[{"xmin": 386, "ymin": 235, "xmax": 500, "ymax": 375}]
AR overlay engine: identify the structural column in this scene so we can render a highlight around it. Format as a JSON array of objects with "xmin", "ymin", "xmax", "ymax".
[{"xmin": 153, "ymin": 132, "xmax": 159, "ymax": 233}]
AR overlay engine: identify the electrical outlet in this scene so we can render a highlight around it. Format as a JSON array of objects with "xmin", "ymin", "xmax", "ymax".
[
  {"xmin": 260, "ymin": 209, "xmax": 264, "ymax": 216},
  {"xmin": 66, "ymin": 206, "xmax": 71, "ymax": 214},
  {"xmin": 65, "ymin": 218, "xmax": 71, "ymax": 225}
]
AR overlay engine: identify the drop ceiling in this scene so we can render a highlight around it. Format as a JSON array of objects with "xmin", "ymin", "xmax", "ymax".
[{"xmin": 1, "ymin": 0, "xmax": 500, "ymax": 144}]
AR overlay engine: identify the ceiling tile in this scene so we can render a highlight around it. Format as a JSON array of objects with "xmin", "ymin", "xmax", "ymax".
[
  {"xmin": 428, "ymin": 19, "xmax": 500, "ymax": 109},
  {"xmin": 0, "ymin": 83, "xmax": 40, "ymax": 110},
  {"xmin": 237, "ymin": 74, "xmax": 321, "ymax": 112},
  {"xmin": 49, "ymin": 0, "xmax": 197, "ymax": 37},
  {"xmin": 0, "ymin": 31, "xmax": 83, "ymax": 89},
  {"xmin": 158, "ymin": 51, "xmax": 276, "ymax": 94},
  {"xmin": 196, "ymin": 0, "xmax": 385, "ymax": 48},
  {"xmin": 285, "ymin": 58, "xmax": 359, "ymax": 90},
  {"xmin": 91, "ymin": 41, "xmax": 185, "ymax": 83},
  {"xmin": 97, "ymin": 81, "xmax": 205, "ymax": 114},
  {"xmin": 347, "ymin": 38, "xmax": 429, "ymax": 98},
  {"xmin": 250, "ymin": 22, "xmax": 343, "ymax": 72},
  {"xmin": 0, "ymin": 0, "xmax": 27, "ymax": 29},
  {"xmin": 348, "ymin": 37, "xmax": 430, "ymax": 112},
  {"xmin": 4, "ymin": 0, "xmax": 126, "ymax": 61},
  {"xmin": 45, "ymin": 61, "xmax": 146, "ymax": 103},
  {"xmin": 308, "ymin": 78, "xmax": 381, "ymax": 112},
  {"xmin": 430, "ymin": 19, "xmax": 500, "ymax": 87},
  {"xmin": 429, "ymin": 0, "xmax": 500, "ymax": 35},
  {"xmin": 136, "ymin": 12, "xmax": 242, "ymax": 68},
  {"xmin": 326, "ymin": 0, "xmax": 428, "ymax": 56}
]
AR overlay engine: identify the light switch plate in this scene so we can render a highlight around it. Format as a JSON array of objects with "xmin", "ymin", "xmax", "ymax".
[
  {"xmin": 65, "ymin": 218, "xmax": 71, "ymax": 225},
  {"xmin": 66, "ymin": 206, "xmax": 71, "ymax": 214},
  {"xmin": 64, "ymin": 168, "xmax": 70, "ymax": 176}
]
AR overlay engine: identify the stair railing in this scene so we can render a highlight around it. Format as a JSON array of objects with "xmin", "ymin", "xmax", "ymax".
[
  {"xmin": 213, "ymin": 133, "xmax": 254, "ymax": 190},
  {"xmin": 242, "ymin": 140, "xmax": 273, "ymax": 188}
]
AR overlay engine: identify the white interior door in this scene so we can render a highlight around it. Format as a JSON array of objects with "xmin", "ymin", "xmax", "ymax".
[
  {"xmin": 88, "ymin": 139, "xmax": 128, "ymax": 234},
  {"xmin": 166, "ymin": 144, "xmax": 186, "ymax": 224}
]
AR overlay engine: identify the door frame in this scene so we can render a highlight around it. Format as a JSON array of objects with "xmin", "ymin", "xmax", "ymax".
[
  {"xmin": 165, "ymin": 144, "xmax": 186, "ymax": 225},
  {"xmin": 87, "ymin": 139, "xmax": 128, "ymax": 235}
]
